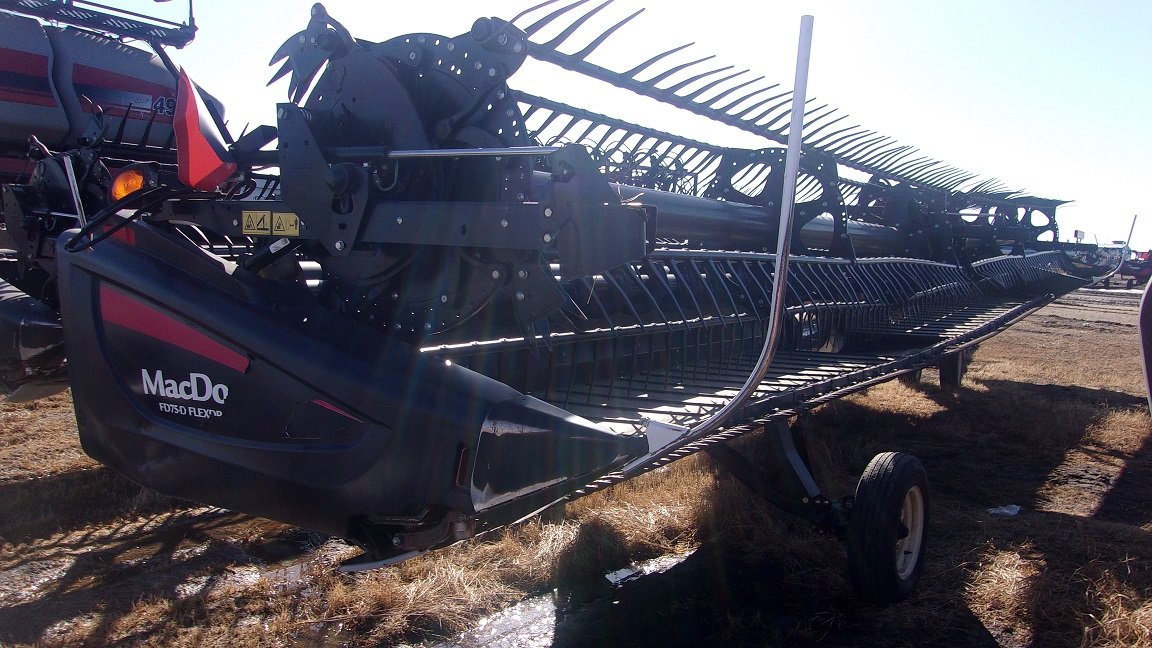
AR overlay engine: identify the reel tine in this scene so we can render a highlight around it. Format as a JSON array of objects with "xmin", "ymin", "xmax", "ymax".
[
  {"xmin": 765, "ymin": 97, "xmax": 824, "ymax": 134},
  {"xmin": 623, "ymin": 42, "xmax": 696, "ymax": 78},
  {"xmin": 938, "ymin": 169, "xmax": 973, "ymax": 186},
  {"xmin": 571, "ymin": 7, "xmax": 645, "ymax": 60},
  {"xmin": 873, "ymin": 149, "xmax": 919, "ymax": 174},
  {"xmin": 859, "ymin": 144, "xmax": 913, "ymax": 168},
  {"xmin": 805, "ymin": 121, "xmax": 859, "ymax": 148},
  {"xmin": 645, "ymin": 55, "xmax": 718, "ymax": 87},
  {"xmin": 706, "ymin": 77, "xmax": 768, "ymax": 110},
  {"xmin": 776, "ymin": 99, "xmax": 829, "ymax": 132},
  {"xmin": 681, "ymin": 68, "xmax": 750, "ymax": 101},
  {"xmin": 907, "ymin": 161, "xmax": 946, "ymax": 182},
  {"xmin": 845, "ymin": 137, "xmax": 895, "ymax": 162},
  {"xmin": 883, "ymin": 156, "xmax": 928, "ymax": 177},
  {"xmin": 516, "ymin": 16, "xmax": 1028, "ymax": 195},
  {"xmin": 714, "ymin": 83, "xmax": 777, "ymax": 114},
  {"xmin": 511, "ymin": 0, "xmax": 570, "ymax": 23},
  {"xmin": 889, "ymin": 156, "xmax": 933, "ymax": 176},
  {"xmin": 540, "ymin": 0, "xmax": 615, "ymax": 50},
  {"xmin": 801, "ymin": 104, "xmax": 837, "ymax": 130},
  {"xmin": 942, "ymin": 172, "xmax": 977, "ymax": 190},
  {"xmin": 837, "ymin": 134, "xmax": 891, "ymax": 159},
  {"xmin": 825, "ymin": 131, "xmax": 879, "ymax": 157},
  {"xmin": 733, "ymin": 90, "xmax": 790, "ymax": 121},
  {"xmin": 522, "ymin": 0, "xmax": 596, "ymax": 37},
  {"xmin": 921, "ymin": 166, "xmax": 960, "ymax": 185},
  {"xmin": 819, "ymin": 128, "xmax": 873, "ymax": 152},
  {"xmin": 664, "ymin": 64, "xmax": 736, "ymax": 95},
  {"xmin": 111, "ymin": 103, "xmax": 131, "ymax": 146}
]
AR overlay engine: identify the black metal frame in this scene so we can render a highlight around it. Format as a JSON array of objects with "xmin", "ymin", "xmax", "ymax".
[{"xmin": 0, "ymin": 2, "xmax": 1101, "ymax": 573}]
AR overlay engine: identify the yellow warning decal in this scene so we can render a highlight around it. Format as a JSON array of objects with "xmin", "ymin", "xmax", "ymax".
[
  {"xmin": 242, "ymin": 210, "xmax": 271, "ymax": 235},
  {"xmin": 272, "ymin": 212, "xmax": 300, "ymax": 237}
]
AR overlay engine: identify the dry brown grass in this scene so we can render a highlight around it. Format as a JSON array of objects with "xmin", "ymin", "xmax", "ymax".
[
  {"xmin": 2, "ymin": 290, "xmax": 1151, "ymax": 647},
  {"xmin": 0, "ymin": 391, "xmax": 92, "ymax": 481},
  {"xmin": 965, "ymin": 544, "xmax": 1044, "ymax": 644},
  {"xmin": 1085, "ymin": 571, "xmax": 1152, "ymax": 647}
]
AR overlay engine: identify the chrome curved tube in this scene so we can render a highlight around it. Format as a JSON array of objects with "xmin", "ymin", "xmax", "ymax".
[{"xmin": 684, "ymin": 15, "xmax": 814, "ymax": 440}]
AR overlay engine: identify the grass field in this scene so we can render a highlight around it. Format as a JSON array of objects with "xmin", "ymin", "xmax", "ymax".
[{"xmin": 1, "ymin": 288, "xmax": 1149, "ymax": 647}]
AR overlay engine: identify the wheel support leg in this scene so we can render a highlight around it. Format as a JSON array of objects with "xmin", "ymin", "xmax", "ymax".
[
  {"xmin": 938, "ymin": 350, "xmax": 966, "ymax": 387},
  {"xmin": 705, "ymin": 421, "xmax": 839, "ymax": 529}
]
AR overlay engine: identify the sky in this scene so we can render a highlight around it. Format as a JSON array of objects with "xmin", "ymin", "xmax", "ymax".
[{"xmin": 119, "ymin": 0, "xmax": 1151, "ymax": 250}]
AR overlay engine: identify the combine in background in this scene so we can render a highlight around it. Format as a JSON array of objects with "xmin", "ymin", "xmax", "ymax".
[
  {"xmin": 0, "ymin": 0, "xmax": 207, "ymax": 181},
  {"xmin": 0, "ymin": 0, "xmax": 222, "ymax": 399},
  {"xmin": 0, "ymin": 1, "xmax": 1110, "ymax": 604}
]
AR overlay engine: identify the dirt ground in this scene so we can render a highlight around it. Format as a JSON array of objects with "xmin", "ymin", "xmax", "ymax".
[{"xmin": 1, "ymin": 287, "xmax": 1149, "ymax": 647}]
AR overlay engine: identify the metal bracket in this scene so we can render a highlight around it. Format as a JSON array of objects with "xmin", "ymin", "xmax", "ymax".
[
  {"xmin": 621, "ymin": 419, "xmax": 691, "ymax": 473},
  {"xmin": 695, "ymin": 419, "xmax": 824, "ymax": 518}
]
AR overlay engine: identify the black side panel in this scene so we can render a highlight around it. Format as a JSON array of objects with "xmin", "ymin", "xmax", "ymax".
[{"xmin": 56, "ymin": 224, "xmax": 521, "ymax": 536}]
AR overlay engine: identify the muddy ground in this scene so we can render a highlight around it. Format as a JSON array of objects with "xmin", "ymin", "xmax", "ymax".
[{"xmin": 1, "ymin": 287, "xmax": 1150, "ymax": 647}]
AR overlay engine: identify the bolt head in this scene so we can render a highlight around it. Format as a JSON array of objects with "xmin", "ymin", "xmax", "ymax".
[
  {"xmin": 334, "ymin": 240, "xmax": 345, "ymax": 251},
  {"xmin": 543, "ymin": 233, "xmax": 553, "ymax": 243}
]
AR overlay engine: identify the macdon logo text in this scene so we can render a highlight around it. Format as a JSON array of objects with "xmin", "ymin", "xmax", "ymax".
[{"xmin": 141, "ymin": 369, "xmax": 229, "ymax": 405}]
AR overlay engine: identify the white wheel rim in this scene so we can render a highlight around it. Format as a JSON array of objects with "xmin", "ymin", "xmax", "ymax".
[{"xmin": 895, "ymin": 485, "xmax": 925, "ymax": 579}]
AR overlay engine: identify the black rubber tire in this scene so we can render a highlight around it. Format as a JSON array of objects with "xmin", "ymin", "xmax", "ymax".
[{"xmin": 846, "ymin": 452, "xmax": 929, "ymax": 605}]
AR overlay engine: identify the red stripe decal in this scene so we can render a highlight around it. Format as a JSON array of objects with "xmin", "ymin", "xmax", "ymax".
[
  {"xmin": 72, "ymin": 63, "xmax": 174, "ymax": 99},
  {"xmin": 0, "ymin": 156, "xmax": 34, "ymax": 176},
  {"xmin": 100, "ymin": 285, "xmax": 250, "ymax": 373},
  {"xmin": 0, "ymin": 48, "xmax": 50, "ymax": 75},
  {"xmin": 311, "ymin": 399, "xmax": 364, "ymax": 423},
  {"xmin": 0, "ymin": 86, "xmax": 57, "ymax": 107}
]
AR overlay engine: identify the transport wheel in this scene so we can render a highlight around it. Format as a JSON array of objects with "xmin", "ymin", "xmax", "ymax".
[{"xmin": 846, "ymin": 452, "xmax": 929, "ymax": 605}]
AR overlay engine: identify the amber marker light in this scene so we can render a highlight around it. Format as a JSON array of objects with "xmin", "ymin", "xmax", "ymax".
[{"xmin": 110, "ymin": 168, "xmax": 148, "ymax": 201}]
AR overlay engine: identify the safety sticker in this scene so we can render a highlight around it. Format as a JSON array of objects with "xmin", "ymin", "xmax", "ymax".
[
  {"xmin": 272, "ymin": 212, "xmax": 301, "ymax": 237},
  {"xmin": 242, "ymin": 210, "xmax": 271, "ymax": 235}
]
